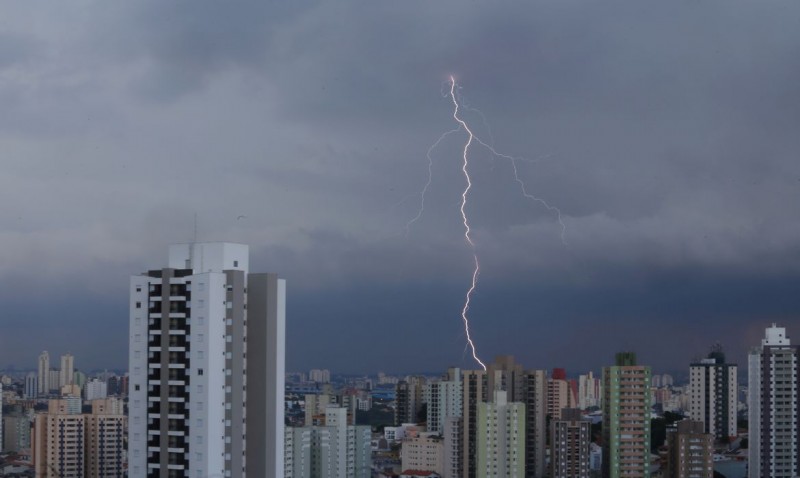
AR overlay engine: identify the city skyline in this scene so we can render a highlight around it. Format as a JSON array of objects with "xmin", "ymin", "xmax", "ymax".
[{"xmin": 1, "ymin": 1, "xmax": 799, "ymax": 374}]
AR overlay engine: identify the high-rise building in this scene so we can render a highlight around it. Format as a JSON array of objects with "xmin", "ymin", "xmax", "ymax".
[
  {"xmin": 550, "ymin": 408, "xmax": 591, "ymax": 478},
  {"xmin": 396, "ymin": 377, "xmax": 426, "ymax": 426},
  {"xmin": 748, "ymin": 324, "xmax": 800, "ymax": 478},
  {"xmin": 3, "ymin": 408, "xmax": 32, "ymax": 453},
  {"xmin": 84, "ymin": 398, "xmax": 126, "ymax": 478},
  {"xmin": 48, "ymin": 369, "xmax": 60, "ymax": 393},
  {"xmin": 689, "ymin": 345, "xmax": 737, "ymax": 441},
  {"xmin": 548, "ymin": 369, "xmax": 573, "ymax": 420},
  {"xmin": 34, "ymin": 399, "xmax": 85, "ymax": 477},
  {"xmin": 38, "ymin": 351, "xmax": 50, "ymax": 395},
  {"xmin": 577, "ymin": 372, "xmax": 601, "ymax": 410},
  {"xmin": 128, "ymin": 242, "xmax": 286, "ymax": 478},
  {"xmin": 425, "ymin": 367, "xmax": 463, "ymax": 434},
  {"xmin": 33, "ymin": 398, "xmax": 126, "ymax": 478},
  {"xmin": 523, "ymin": 369, "xmax": 548, "ymax": 478},
  {"xmin": 665, "ymin": 420, "xmax": 713, "ymax": 478},
  {"xmin": 60, "ymin": 353, "xmax": 74, "ymax": 388},
  {"xmin": 602, "ymin": 352, "xmax": 651, "ymax": 478},
  {"xmin": 443, "ymin": 416, "xmax": 463, "ymax": 478},
  {"xmin": 461, "ymin": 357, "xmax": 547, "ymax": 478},
  {"xmin": 284, "ymin": 407, "xmax": 371, "ymax": 478},
  {"xmin": 476, "ymin": 389, "xmax": 525, "ymax": 477}
]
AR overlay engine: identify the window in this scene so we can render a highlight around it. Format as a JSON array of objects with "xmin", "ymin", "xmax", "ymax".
[
  {"xmin": 135, "ymin": 301, "xmax": 141, "ymax": 309},
  {"xmin": 233, "ymin": 260, "xmax": 239, "ymax": 267},
  {"xmin": 198, "ymin": 368, "xmax": 204, "ymax": 376}
]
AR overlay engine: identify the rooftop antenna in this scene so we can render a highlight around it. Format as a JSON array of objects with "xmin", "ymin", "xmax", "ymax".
[{"xmin": 188, "ymin": 213, "xmax": 198, "ymax": 270}]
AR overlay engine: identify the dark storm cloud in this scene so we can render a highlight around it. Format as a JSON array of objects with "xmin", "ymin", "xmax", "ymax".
[{"xmin": 1, "ymin": 0, "xmax": 799, "ymax": 374}]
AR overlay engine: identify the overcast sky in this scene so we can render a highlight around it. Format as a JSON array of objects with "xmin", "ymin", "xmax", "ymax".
[{"xmin": 1, "ymin": 0, "xmax": 799, "ymax": 376}]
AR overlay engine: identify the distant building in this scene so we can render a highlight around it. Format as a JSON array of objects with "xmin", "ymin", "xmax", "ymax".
[
  {"xmin": 689, "ymin": 345, "xmax": 737, "ymax": 441},
  {"xmin": 602, "ymin": 352, "xmax": 651, "ymax": 478},
  {"xmin": 550, "ymin": 409, "xmax": 591, "ymax": 478},
  {"xmin": 84, "ymin": 378, "xmax": 107, "ymax": 401},
  {"xmin": 24, "ymin": 373, "xmax": 37, "ymax": 400},
  {"xmin": 665, "ymin": 420, "xmax": 713, "ymax": 478},
  {"xmin": 424, "ymin": 367, "xmax": 462, "ymax": 434},
  {"xmin": 309, "ymin": 369, "xmax": 331, "ymax": 383},
  {"xmin": 547, "ymin": 368, "xmax": 573, "ymax": 419},
  {"xmin": 59, "ymin": 353, "xmax": 74, "ymax": 388},
  {"xmin": 3, "ymin": 407, "xmax": 32, "ymax": 453},
  {"xmin": 396, "ymin": 377, "xmax": 426, "ymax": 426},
  {"xmin": 37, "ymin": 351, "xmax": 49, "ymax": 396},
  {"xmin": 748, "ymin": 324, "xmax": 800, "ymax": 478},
  {"xmin": 48, "ymin": 369, "xmax": 59, "ymax": 393},
  {"xmin": 305, "ymin": 393, "xmax": 334, "ymax": 426},
  {"xmin": 284, "ymin": 407, "xmax": 371, "ymax": 478},
  {"xmin": 32, "ymin": 397, "xmax": 126, "ymax": 478},
  {"xmin": 577, "ymin": 371, "xmax": 601, "ymax": 409},
  {"xmin": 402, "ymin": 433, "xmax": 445, "ymax": 475}
]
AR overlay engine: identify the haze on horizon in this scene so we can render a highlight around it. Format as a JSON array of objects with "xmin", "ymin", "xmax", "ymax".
[{"xmin": 1, "ymin": 0, "xmax": 799, "ymax": 376}]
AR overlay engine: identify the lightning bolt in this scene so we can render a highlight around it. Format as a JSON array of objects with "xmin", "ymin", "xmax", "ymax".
[
  {"xmin": 471, "ymin": 137, "xmax": 568, "ymax": 244},
  {"xmin": 449, "ymin": 75, "xmax": 487, "ymax": 371},
  {"xmin": 408, "ymin": 76, "xmax": 565, "ymax": 372},
  {"xmin": 405, "ymin": 127, "xmax": 461, "ymax": 237}
]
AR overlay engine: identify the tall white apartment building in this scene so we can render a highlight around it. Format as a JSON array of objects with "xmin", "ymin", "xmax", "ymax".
[
  {"xmin": 577, "ymin": 372, "xmax": 601, "ymax": 409},
  {"xmin": 748, "ymin": 324, "xmax": 800, "ymax": 478},
  {"xmin": 689, "ymin": 347, "xmax": 737, "ymax": 441},
  {"xmin": 424, "ymin": 367, "xmax": 462, "ymax": 434},
  {"xmin": 38, "ymin": 351, "xmax": 50, "ymax": 395},
  {"xmin": 476, "ymin": 390, "xmax": 525, "ymax": 478},
  {"xmin": 128, "ymin": 242, "xmax": 286, "ymax": 478}
]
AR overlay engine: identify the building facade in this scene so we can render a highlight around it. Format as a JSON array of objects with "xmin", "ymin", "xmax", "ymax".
[
  {"xmin": 602, "ymin": 352, "xmax": 651, "ymax": 478},
  {"xmin": 550, "ymin": 409, "xmax": 590, "ymax": 478},
  {"xmin": 476, "ymin": 390, "xmax": 525, "ymax": 478},
  {"xmin": 748, "ymin": 324, "xmax": 800, "ymax": 478},
  {"xmin": 284, "ymin": 407, "xmax": 371, "ymax": 478},
  {"xmin": 60, "ymin": 353, "xmax": 75, "ymax": 389},
  {"xmin": 38, "ymin": 351, "xmax": 50, "ymax": 396},
  {"xmin": 689, "ymin": 346, "xmax": 737, "ymax": 441},
  {"xmin": 128, "ymin": 242, "xmax": 286, "ymax": 478},
  {"xmin": 665, "ymin": 420, "xmax": 713, "ymax": 478},
  {"xmin": 425, "ymin": 368, "xmax": 463, "ymax": 434}
]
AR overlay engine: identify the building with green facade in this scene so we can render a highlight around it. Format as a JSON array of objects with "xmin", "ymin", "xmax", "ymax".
[
  {"xmin": 602, "ymin": 352, "xmax": 651, "ymax": 478},
  {"xmin": 476, "ymin": 389, "xmax": 525, "ymax": 478}
]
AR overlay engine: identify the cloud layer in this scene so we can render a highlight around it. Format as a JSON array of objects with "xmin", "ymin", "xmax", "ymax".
[{"xmin": 1, "ymin": 0, "xmax": 799, "ymax": 374}]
